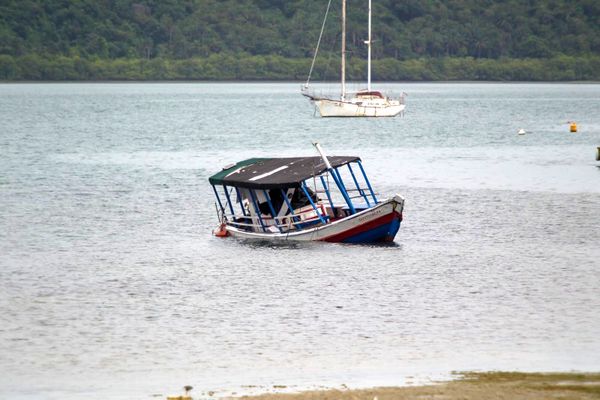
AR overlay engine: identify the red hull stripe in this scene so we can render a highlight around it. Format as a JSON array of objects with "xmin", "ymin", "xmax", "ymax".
[{"xmin": 322, "ymin": 211, "xmax": 401, "ymax": 242}]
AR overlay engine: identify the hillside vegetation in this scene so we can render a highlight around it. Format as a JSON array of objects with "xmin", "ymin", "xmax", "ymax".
[{"xmin": 1, "ymin": 0, "xmax": 599, "ymax": 80}]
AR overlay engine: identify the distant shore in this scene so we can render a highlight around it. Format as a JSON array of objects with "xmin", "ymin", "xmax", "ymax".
[
  {"xmin": 234, "ymin": 372, "xmax": 600, "ymax": 400},
  {"xmin": 1, "ymin": 55, "xmax": 600, "ymax": 82},
  {"xmin": 1, "ymin": 80, "xmax": 600, "ymax": 84}
]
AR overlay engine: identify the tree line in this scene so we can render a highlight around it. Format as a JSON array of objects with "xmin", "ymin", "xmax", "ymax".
[
  {"xmin": 2, "ymin": 53, "xmax": 598, "ymax": 81},
  {"xmin": 1, "ymin": 0, "xmax": 599, "ymax": 81}
]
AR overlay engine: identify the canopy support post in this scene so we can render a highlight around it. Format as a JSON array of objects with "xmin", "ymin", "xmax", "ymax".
[
  {"xmin": 263, "ymin": 190, "xmax": 283, "ymax": 233},
  {"xmin": 249, "ymin": 190, "xmax": 267, "ymax": 232},
  {"xmin": 235, "ymin": 187, "xmax": 248, "ymax": 216},
  {"xmin": 333, "ymin": 167, "xmax": 356, "ymax": 214},
  {"xmin": 313, "ymin": 142, "xmax": 355, "ymax": 214},
  {"xmin": 281, "ymin": 188, "xmax": 299, "ymax": 226},
  {"xmin": 223, "ymin": 185, "xmax": 236, "ymax": 217},
  {"xmin": 347, "ymin": 163, "xmax": 370, "ymax": 207},
  {"xmin": 319, "ymin": 175, "xmax": 335, "ymax": 211},
  {"xmin": 357, "ymin": 160, "xmax": 378, "ymax": 204},
  {"xmin": 212, "ymin": 185, "xmax": 226, "ymax": 215},
  {"xmin": 301, "ymin": 182, "xmax": 327, "ymax": 225}
]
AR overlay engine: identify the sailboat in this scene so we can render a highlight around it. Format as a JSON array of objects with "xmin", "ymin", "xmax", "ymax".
[{"xmin": 302, "ymin": 0, "xmax": 406, "ymax": 117}]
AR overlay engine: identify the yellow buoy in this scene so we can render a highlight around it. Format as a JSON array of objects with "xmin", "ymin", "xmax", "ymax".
[
  {"xmin": 570, "ymin": 122, "xmax": 577, "ymax": 132},
  {"xmin": 596, "ymin": 146, "xmax": 600, "ymax": 161}
]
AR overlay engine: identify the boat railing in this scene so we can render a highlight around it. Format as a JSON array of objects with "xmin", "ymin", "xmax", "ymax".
[
  {"xmin": 223, "ymin": 202, "xmax": 331, "ymax": 232},
  {"xmin": 390, "ymin": 91, "xmax": 406, "ymax": 104},
  {"xmin": 381, "ymin": 90, "xmax": 406, "ymax": 104},
  {"xmin": 341, "ymin": 187, "xmax": 380, "ymax": 201},
  {"xmin": 398, "ymin": 92, "xmax": 406, "ymax": 104},
  {"xmin": 301, "ymin": 86, "xmax": 339, "ymax": 102}
]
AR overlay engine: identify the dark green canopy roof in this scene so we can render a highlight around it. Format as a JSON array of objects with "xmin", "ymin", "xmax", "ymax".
[{"xmin": 208, "ymin": 156, "xmax": 360, "ymax": 190}]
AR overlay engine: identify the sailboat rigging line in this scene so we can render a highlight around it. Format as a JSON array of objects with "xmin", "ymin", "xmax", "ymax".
[{"xmin": 305, "ymin": 0, "xmax": 333, "ymax": 88}]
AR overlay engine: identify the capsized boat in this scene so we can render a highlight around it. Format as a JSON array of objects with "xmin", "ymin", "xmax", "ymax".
[
  {"xmin": 208, "ymin": 143, "xmax": 404, "ymax": 243},
  {"xmin": 301, "ymin": 0, "xmax": 406, "ymax": 117}
]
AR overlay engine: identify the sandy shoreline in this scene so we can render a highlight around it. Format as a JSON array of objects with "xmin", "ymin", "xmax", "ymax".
[{"xmin": 223, "ymin": 372, "xmax": 600, "ymax": 400}]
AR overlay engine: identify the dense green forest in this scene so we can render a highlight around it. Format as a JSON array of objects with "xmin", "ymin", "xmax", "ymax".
[{"xmin": 1, "ymin": 0, "xmax": 599, "ymax": 80}]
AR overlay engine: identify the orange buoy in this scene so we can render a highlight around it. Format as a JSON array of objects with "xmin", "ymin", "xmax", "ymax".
[
  {"xmin": 570, "ymin": 122, "xmax": 577, "ymax": 132},
  {"xmin": 213, "ymin": 223, "xmax": 229, "ymax": 237}
]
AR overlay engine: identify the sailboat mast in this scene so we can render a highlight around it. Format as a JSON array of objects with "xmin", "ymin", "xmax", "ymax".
[
  {"xmin": 367, "ymin": 0, "xmax": 372, "ymax": 91},
  {"xmin": 341, "ymin": 0, "xmax": 346, "ymax": 101}
]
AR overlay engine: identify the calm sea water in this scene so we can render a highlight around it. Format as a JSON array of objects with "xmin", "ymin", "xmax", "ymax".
[{"xmin": 0, "ymin": 82, "xmax": 599, "ymax": 400}]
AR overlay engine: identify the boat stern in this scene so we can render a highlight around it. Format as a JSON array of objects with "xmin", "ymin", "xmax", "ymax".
[{"xmin": 323, "ymin": 195, "xmax": 404, "ymax": 243}]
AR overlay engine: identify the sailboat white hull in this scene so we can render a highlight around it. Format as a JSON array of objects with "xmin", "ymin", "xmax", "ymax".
[{"xmin": 315, "ymin": 98, "xmax": 405, "ymax": 117}]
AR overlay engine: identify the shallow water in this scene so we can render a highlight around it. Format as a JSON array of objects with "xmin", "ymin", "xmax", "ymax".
[{"xmin": 0, "ymin": 82, "xmax": 599, "ymax": 399}]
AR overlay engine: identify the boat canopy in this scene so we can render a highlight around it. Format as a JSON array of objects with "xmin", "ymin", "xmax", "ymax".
[{"xmin": 209, "ymin": 156, "xmax": 360, "ymax": 190}]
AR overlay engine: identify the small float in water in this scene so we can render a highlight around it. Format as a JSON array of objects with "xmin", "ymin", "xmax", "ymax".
[
  {"xmin": 208, "ymin": 143, "xmax": 404, "ymax": 243},
  {"xmin": 570, "ymin": 121, "xmax": 578, "ymax": 132}
]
